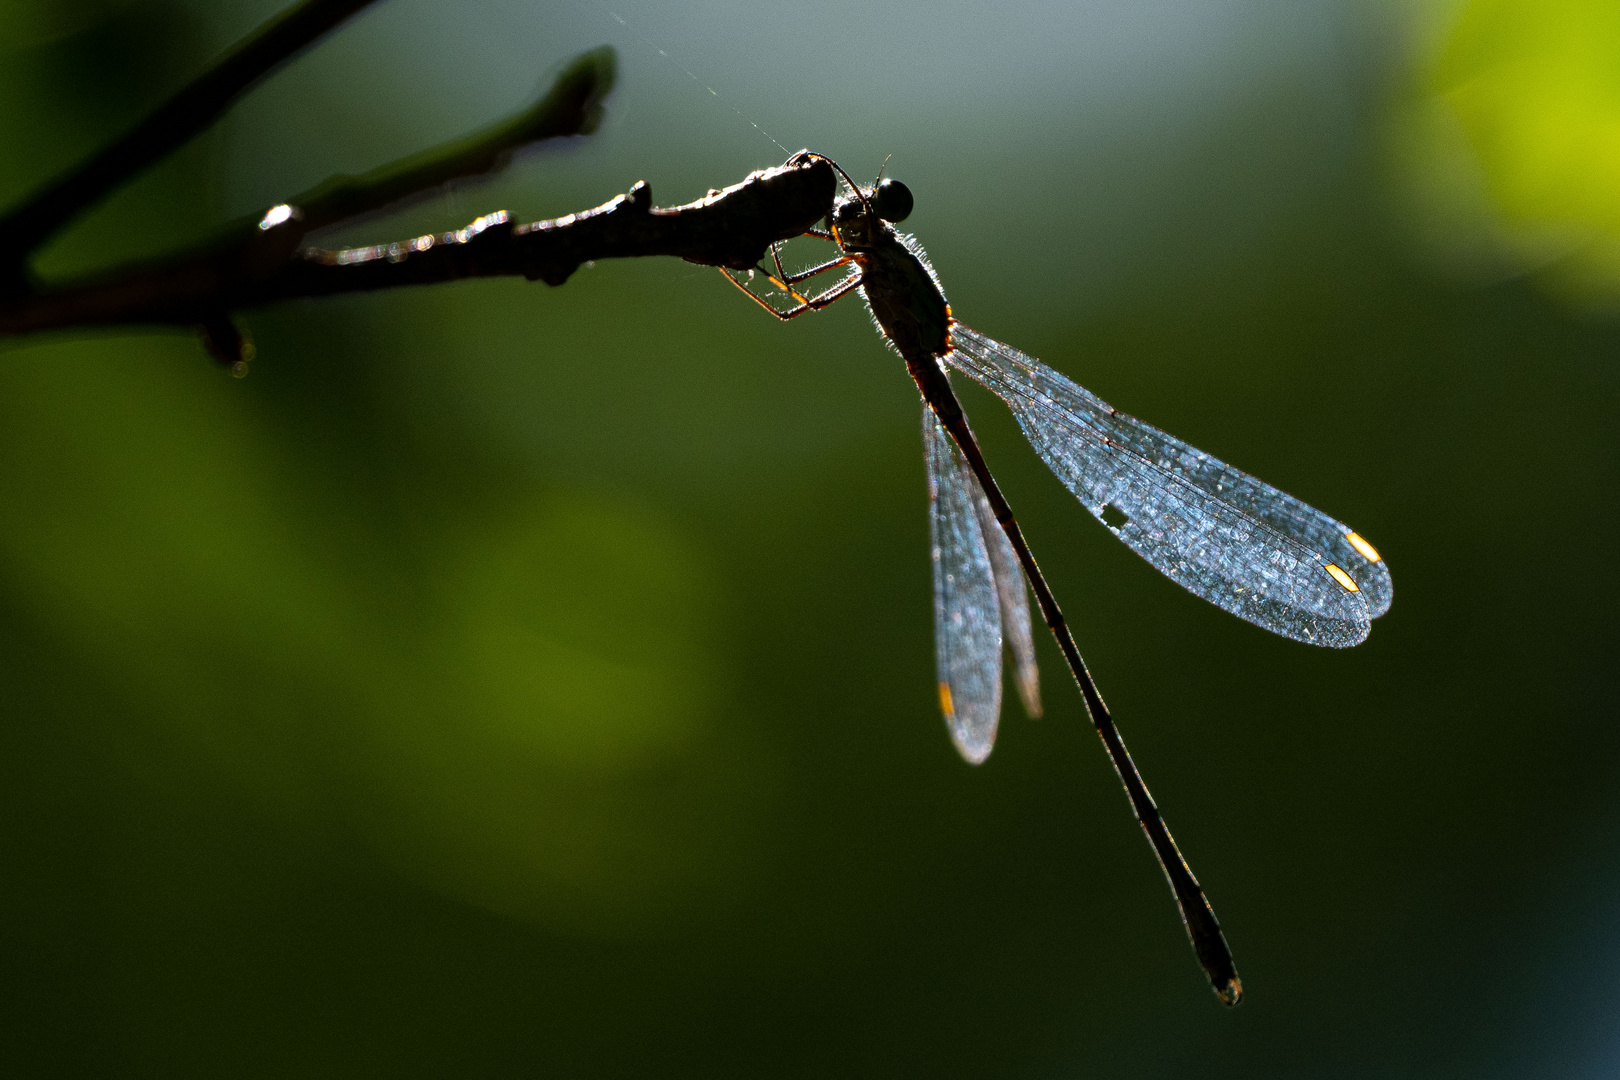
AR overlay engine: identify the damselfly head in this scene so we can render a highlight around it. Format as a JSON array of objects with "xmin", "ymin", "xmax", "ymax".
[
  {"xmin": 830, "ymin": 177, "xmax": 913, "ymax": 246},
  {"xmin": 834, "ymin": 178, "xmax": 913, "ymax": 225},
  {"xmin": 830, "ymin": 195, "xmax": 873, "ymax": 242}
]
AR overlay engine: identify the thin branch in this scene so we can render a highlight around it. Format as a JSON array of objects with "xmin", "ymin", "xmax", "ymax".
[
  {"xmin": 0, "ymin": 45, "xmax": 622, "ymax": 351},
  {"xmin": 286, "ymin": 47, "xmax": 617, "ymax": 236},
  {"xmin": 0, "ymin": 3, "xmax": 828, "ymax": 365},
  {"xmin": 0, "ymin": 0, "xmax": 384, "ymax": 284},
  {"xmin": 0, "ymin": 154, "xmax": 838, "ymax": 338}
]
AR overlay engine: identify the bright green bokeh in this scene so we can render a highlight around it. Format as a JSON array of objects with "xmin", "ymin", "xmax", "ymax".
[{"xmin": 1415, "ymin": 0, "xmax": 1620, "ymax": 299}]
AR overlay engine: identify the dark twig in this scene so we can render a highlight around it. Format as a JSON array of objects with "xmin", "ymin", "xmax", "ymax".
[
  {"xmin": 0, "ymin": 44, "xmax": 631, "ymax": 366},
  {"xmin": 0, "ymin": 0, "xmax": 383, "ymax": 286},
  {"xmin": 0, "ymin": 154, "xmax": 838, "ymax": 338},
  {"xmin": 0, "ymin": 2, "xmax": 832, "ymax": 366}
]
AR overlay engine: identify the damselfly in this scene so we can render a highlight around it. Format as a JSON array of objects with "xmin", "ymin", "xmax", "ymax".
[{"xmin": 724, "ymin": 151, "xmax": 1393, "ymax": 1005}]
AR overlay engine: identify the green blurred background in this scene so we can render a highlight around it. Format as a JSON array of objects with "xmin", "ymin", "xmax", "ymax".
[{"xmin": 2, "ymin": 0, "xmax": 1618, "ymax": 1075}]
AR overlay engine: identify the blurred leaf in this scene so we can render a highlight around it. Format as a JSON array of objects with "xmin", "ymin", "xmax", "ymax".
[
  {"xmin": 0, "ymin": 336, "xmax": 765, "ymax": 935},
  {"xmin": 446, "ymin": 492, "xmax": 718, "ymax": 770},
  {"xmin": 1404, "ymin": 0, "xmax": 1620, "ymax": 302}
]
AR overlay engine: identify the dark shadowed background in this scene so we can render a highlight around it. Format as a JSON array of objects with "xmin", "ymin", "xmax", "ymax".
[{"xmin": 3, "ymin": 0, "xmax": 1618, "ymax": 1075}]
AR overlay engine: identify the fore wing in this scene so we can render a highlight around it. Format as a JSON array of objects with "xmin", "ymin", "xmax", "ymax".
[
  {"xmin": 925, "ymin": 406, "xmax": 1003, "ymax": 763},
  {"xmin": 946, "ymin": 325, "xmax": 1391, "ymax": 648}
]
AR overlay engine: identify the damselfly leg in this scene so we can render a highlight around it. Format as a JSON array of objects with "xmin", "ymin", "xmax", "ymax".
[{"xmin": 720, "ymin": 246, "xmax": 861, "ymax": 320}]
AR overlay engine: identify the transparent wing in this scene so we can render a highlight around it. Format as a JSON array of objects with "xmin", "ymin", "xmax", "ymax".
[
  {"xmin": 925, "ymin": 406, "xmax": 1002, "ymax": 763},
  {"xmin": 947, "ymin": 325, "xmax": 1391, "ymax": 648},
  {"xmin": 972, "ymin": 478, "xmax": 1042, "ymax": 719}
]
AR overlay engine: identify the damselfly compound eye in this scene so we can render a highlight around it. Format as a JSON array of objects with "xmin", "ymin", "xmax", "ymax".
[{"xmin": 872, "ymin": 178, "xmax": 913, "ymax": 223}]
